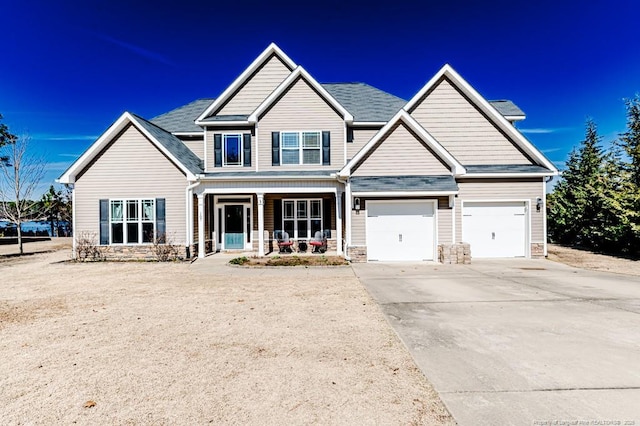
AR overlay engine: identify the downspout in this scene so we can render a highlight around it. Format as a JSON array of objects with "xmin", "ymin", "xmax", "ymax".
[
  {"xmin": 543, "ymin": 175, "xmax": 554, "ymax": 257},
  {"xmin": 335, "ymin": 175, "xmax": 351, "ymax": 261},
  {"xmin": 185, "ymin": 180, "xmax": 201, "ymax": 259}
]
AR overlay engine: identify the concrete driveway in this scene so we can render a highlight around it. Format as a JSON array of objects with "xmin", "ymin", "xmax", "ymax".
[{"xmin": 353, "ymin": 259, "xmax": 640, "ymax": 425}]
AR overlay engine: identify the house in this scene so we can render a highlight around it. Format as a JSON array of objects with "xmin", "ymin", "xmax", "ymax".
[{"xmin": 58, "ymin": 43, "xmax": 557, "ymax": 262}]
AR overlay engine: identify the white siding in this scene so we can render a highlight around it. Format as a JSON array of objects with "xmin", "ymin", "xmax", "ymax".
[
  {"xmin": 410, "ymin": 78, "xmax": 531, "ymax": 165},
  {"xmin": 217, "ymin": 55, "xmax": 292, "ymax": 116},
  {"xmin": 257, "ymin": 77, "xmax": 346, "ymax": 171},
  {"xmin": 352, "ymin": 122, "xmax": 451, "ymax": 176},
  {"xmin": 348, "ymin": 127, "xmax": 380, "ymax": 160},
  {"xmin": 74, "ymin": 125, "xmax": 188, "ymax": 245},
  {"xmin": 455, "ymin": 179, "xmax": 544, "ymax": 243}
]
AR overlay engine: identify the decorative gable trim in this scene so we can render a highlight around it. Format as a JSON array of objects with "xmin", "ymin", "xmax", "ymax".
[
  {"xmin": 248, "ymin": 66, "xmax": 354, "ymax": 123},
  {"xmin": 338, "ymin": 110, "xmax": 465, "ymax": 178},
  {"xmin": 58, "ymin": 112, "xmax": 198, "ymax": 184},
  {"xmin": 195, "ymin": 43, "xmax": 296, "ymax": 124},
  {"xmin": 404, "ymin": 64, "xmax": 558, "ymax": 174}
]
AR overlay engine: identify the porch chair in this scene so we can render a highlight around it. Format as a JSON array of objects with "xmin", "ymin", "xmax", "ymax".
[
  {"xmin": 275, "ymin": 230, "xmax": 294, "ymax": 253},
  {"xmin": 309, "ymin": 230, "xmax": 327, "ymax": 253}
]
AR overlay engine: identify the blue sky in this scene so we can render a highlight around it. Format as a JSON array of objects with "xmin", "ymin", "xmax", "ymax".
[{"xmin": 1, "ymin": 0, "xmax": 639, "ymax": 197}]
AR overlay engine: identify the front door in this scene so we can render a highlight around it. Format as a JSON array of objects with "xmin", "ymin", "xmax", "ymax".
[{"xmin": 224, "ymin": 205, "xmax": 244, "ymax": 249}]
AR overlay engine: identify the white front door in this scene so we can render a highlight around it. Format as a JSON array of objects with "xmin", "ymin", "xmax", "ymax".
[
  {"xmin": 462, "ymin": 201, "xmax": 527, "ymax": 258},
  {"xmin": 366, "ymin": 201, "xmax": 435, "ymax": 261}
]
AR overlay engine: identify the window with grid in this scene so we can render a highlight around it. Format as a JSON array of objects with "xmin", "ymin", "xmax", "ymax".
[
  {"xmin": 281, "ymin": 199, "xmax": 323, "ymax": 239},
  {"xmin": 110, "ymin": 199, "xmax": 155, "ymax": 244},
  {"xmin": 281, "ymin": 131, "xmax": 321, "ymax": 165}
]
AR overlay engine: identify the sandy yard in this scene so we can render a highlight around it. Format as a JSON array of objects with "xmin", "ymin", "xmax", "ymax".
[
  {"xmin": 0, "ymin": 240, "xmax": 454, "ymax": 425},
  {"xmin": 547, "ymin": 243, "xmax": 640, "ymax": 276}
]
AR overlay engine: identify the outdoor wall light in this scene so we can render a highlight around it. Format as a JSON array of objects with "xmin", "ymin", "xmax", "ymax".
[
  {"xmin": 353, "ymin": 197, "xmax": 361, "ymax": 211},
  {"xmin": 536, "ymin": 197, "xmax": 543, "ymax": 212}
]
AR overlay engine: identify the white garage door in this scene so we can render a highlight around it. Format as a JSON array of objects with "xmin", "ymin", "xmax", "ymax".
[
  {"xmin": 462, "ymin": 202, "xmax": 527, "ymax": 258},
  {"xmin": 366, "ymin": 201, "xmax": 435, "ymax": 261}
]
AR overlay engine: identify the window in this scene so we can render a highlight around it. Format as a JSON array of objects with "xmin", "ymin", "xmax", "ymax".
[
  {"xmin": 281, "ymin": 131, "xmax": 321, "ymax": 165},
  {"xmin": 109, "ymin": 199, "xmax": 155, "ymax": 244},
  {"xmin": 223, "ymin": 134, "xmax": 242, "ymax": 166},
  {"xmin": 282, "ymin": 199, "xmax": 322, "ymax": 239}
]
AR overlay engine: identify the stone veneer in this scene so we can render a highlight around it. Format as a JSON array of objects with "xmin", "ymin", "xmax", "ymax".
[
  {"xmin": 100, "ymin": 244, "xmax": 187, "ymax": 261},
  {"xmin": 347, "ymin": 246, "xmax": 367, "ymax": 262},
  {"xmin": 438, "ymin": 243, "xmax": 472, "ymax": 264},
  {"xmin": 531, "ymin": 243, "xmax": 545, "ymax": 258}
]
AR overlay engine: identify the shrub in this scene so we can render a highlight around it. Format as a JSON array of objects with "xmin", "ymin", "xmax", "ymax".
[
  {"xmin": 75, "ymin": 231, "xmax": 104, "ymax": 262},
  {"xmin": 229, "ymin": 256, "xmax": 249, "ymax": 265},
  {"xmin": 152, "ymin": 233, "xmax": 180, "ymax": 262}
]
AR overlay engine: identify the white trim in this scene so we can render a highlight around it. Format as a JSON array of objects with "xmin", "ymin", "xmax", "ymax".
[
  {"xmin": 198, "ymin": 174, "xmax": 335, "ymax": 181},
  {"xmin": 255, "ymin": 124, "xmax": 260, "ymax": 172},
  {"xmin": 203, "ymin": 127, "xmax": 208, "ymax": 171},
  {"xmin": 338, "ymin": 109, "xmax": 466, "ymax": 177},
  {"xmin": 201, "ymin": 187, "xmax": 337, "ymax": 195},
  {"xmin": 336, "ymin": 191, "xmax": 343, "ymax": 255},
  {"xmin": 542, "ymin": 179, "xmax": 548, "ymax": 257},
  {"xmin": 345, "ymin": 179, "xmax": 352, "ymax": 248},
  {"xmin": 365, "ymin": 199, "xmax": 438, "ymax": 262},
  {"xmin": 343, "ymin": 123, "xmax": 347, "ymax": 168},
  {"xmin": 352, "ymin": 191, "xmax": 457, "ymax": 197},
  {"xmin": 71, "ymin": 185, "xmax": 76, "ymax": 258},
  {"xmin": 463, "ymin": 172, "xmax": 555, "ymax": 178},
  {"xmin": 279, "ymin": 130, "xmax": 322, "ymax": 166},
  {"xmin": 58, "ymin": 112, "xmax": 198, "ymax": 184},
  {"xmin": 404, "ymin": 64, "xmax": 558, "ymax": 174},
  {"xmin": 197, "ymin": 193, "xmax": 205, "ymax": 258},
  {"xmin": 222, "ymin": 133, "xmax": 244, "ymax": 167},
  {"xmin": 196, "ymin": 43, "xmax": 296, "ymax": 123},
  {"xmin": 257, "ymin": 193, "xmax": 265, "ymax": 256},
  {"xmin": 280, "ymin": 198, "xmax": 324, "ymax": 240},
  {"xmin": 106, "ymin": 198, "xmax": 157, "ymax": 246},
  {"xmin": 248, "ymin": 66, "xmax": 354, "ymax": 123},
  {"xmin": 450, "ymin": 195, "xmax": 456, "ymax": 244},
  {"xmin": 503, "ymin": 115, "xmax": 525, "ymax": 122},
  {"xmin": 185, "ymin": 181, "xmax": 200, "ymax": 248},
  {"xmin": 461, "ymin": 199, "xmax": 531, "ymax": 258}
]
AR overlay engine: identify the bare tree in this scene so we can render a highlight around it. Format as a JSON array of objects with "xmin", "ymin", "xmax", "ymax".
[{"xmin": 0, "ymin": 134, "xmax": 46, "ymax": 254}]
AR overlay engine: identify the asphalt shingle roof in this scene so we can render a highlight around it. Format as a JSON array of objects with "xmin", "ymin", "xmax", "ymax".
[
  {"xmin": 350, "ymin": 175, "xmax": 458, "ymax": 193},
  {"xmin": 150, "ymin": 98, "xmax": 214, "ymax": 133},
  {"xmin": 131, "ymin": 114, "xmax": 203, "ymax": 175},
  {"xmin": 322, "ymin": 83, "xmax": 406, "ymax": 122},
  {"xmin": 488, "ymin": 100, "xmax": 525, "ymax": 117},
  {"xmin": 201, "ymin": 170, "xmax": 337, "ymax": 178}
]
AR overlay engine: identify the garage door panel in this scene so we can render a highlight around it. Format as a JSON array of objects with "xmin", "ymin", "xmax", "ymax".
[
  {"xmin": 366, "ymin": 202, "xmax": 434, "ymax": 261},
  {"xmin": 463, "ymin": 202, "xmax": 527, "ymax": 258}
]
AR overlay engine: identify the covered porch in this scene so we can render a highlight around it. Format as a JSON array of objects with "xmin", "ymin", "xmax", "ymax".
[{"xmin": 187, "ymin": 177, "xmax": 344, "ymax": 259}]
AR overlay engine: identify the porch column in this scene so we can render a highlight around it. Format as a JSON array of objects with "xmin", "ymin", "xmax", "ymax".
[
  {"xmin": 198, "ymin": 192, "xmax": 205, "ymax": 259},
  {"xmin": 345, "ymin": 179, "xmax": 352, "ymax": 248},
  {"xmin": 336, "ymin": 191, "xmax": 343, "ymax": 255},
  {"xmin": 257, "ymin": 193, "xmax": 265, "ymax": 256}
]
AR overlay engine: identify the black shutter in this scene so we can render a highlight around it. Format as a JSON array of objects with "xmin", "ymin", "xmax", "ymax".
[
  {"xmin": 156, "ymin": 198, "xmax": 166, "ymax": 238},
  {"xmin": 99, "ymin": 199, "xmax": 109, "ymax": 245},
  {"xmin": 347, "ymin": 127, "xmax": 354, "ymax": 143},
  {"xmin": 273, "ymin": 199, "xmax": 282, "ymax": 232},
  {"xmin": 322, "ymin": 131, "xmax": 330, "ymax": 165},
  {"xmin": 214, "ymin": 134, "xmax": 222, "ymax": 167},
  {"xmin": 323, "ymin": 198, "xmax": 332, "ymax": 238},
  {"xmin": 271, "ymin": 132, "xmax": 280, "ymax": 166},
  {"xmin": 243, "ymin": 133, "xmax": 251, "ymax": 167}
]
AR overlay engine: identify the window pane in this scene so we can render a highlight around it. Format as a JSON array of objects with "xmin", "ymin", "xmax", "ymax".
[
  {"xmin": 281, "ymin": 132, "xmax": 299, "ymax": 148},
  {"xmin": 302, "ymin": 149, "xmax": 320, "ymax": 164},
  {"xmin": 302, "ymin": 132, "xmax": 320, "ymax": 148},
  {"xmin": 282, "ymin": 149, "xmax": 299, "ymax": 165},
  {"xmin": 127, "ymin": 200, "xmax": 138, "ymax": 221},
  {"xmin": 311, "ymin": 219, "xmax": 322, "ymax": 236},
  {"xmin": 142, "ymin": 200, "xmax": 154, "ymax": 221},
  {"xmin": 283, "ymin": 201, "xmax": 294, "ymax": 219},
  {"xmin": 111, "ymin": 201, "xmax": 123, "ymax": 221},
  {"xmin": 310, "ymin": 200, "xmax": 321, "ymax": 218},
  {"xmin": 111, "ymin": 223, "xmax": 123, "ymax": 243},
  {"xmin": 142, "ymin": 222, "xmax": 154, "ymax": 243},
  {"xmin": 224, "ymin": 134, "xmax": 241, "ymax": 165},
  {"xmin": 283, "ymin": 220, "xmax": 294, "ymax": 237},
  {"xmin": 297, "ymin": 201, "xmax": 307, "ymax": 218},
  {"xmin": 127, "ymin": 223, "xmax": 139, "ymax": 243},
  {"xmin": 297, "ymin": 220, "xmax": 308, "ymax": 239}
]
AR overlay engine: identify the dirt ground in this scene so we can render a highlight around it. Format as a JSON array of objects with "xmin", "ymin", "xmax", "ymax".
[
  {"xmin": 547, "ymin": 243, "xmax": 640, "ymax": 276},
  {"xmin": 0, "ymin": 240, "xmax": 454, "ymax": 425}
]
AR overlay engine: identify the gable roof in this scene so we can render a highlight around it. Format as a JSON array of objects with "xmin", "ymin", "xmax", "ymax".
[
  {"xmin": 322, "ymin": 83, "xmax": 406, "ymax": 123},
  {"xmin": 404, "ymin": 64, "xmax": 557, "ymax": 173},
  {"xmin": 151, "ymin": 98, "xmax": 213, "ymax": 134},
  {"xmin": 248, "ymin": 66, "xmax": 354, "ymax": 123},
  {"xmin": 58, "ymin": 112, "xmax": 202, "ymax": 184},
  {"xmin": 196, "ymin": 43, "xmax": 296, "ymax": 123},
  {"xmin": 489, "ymin": 100, "xmax": 525, "ymax": 120},
  {"xmin": 339, "ymin": 109, "xmax": 465, "ymax": 177}
]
